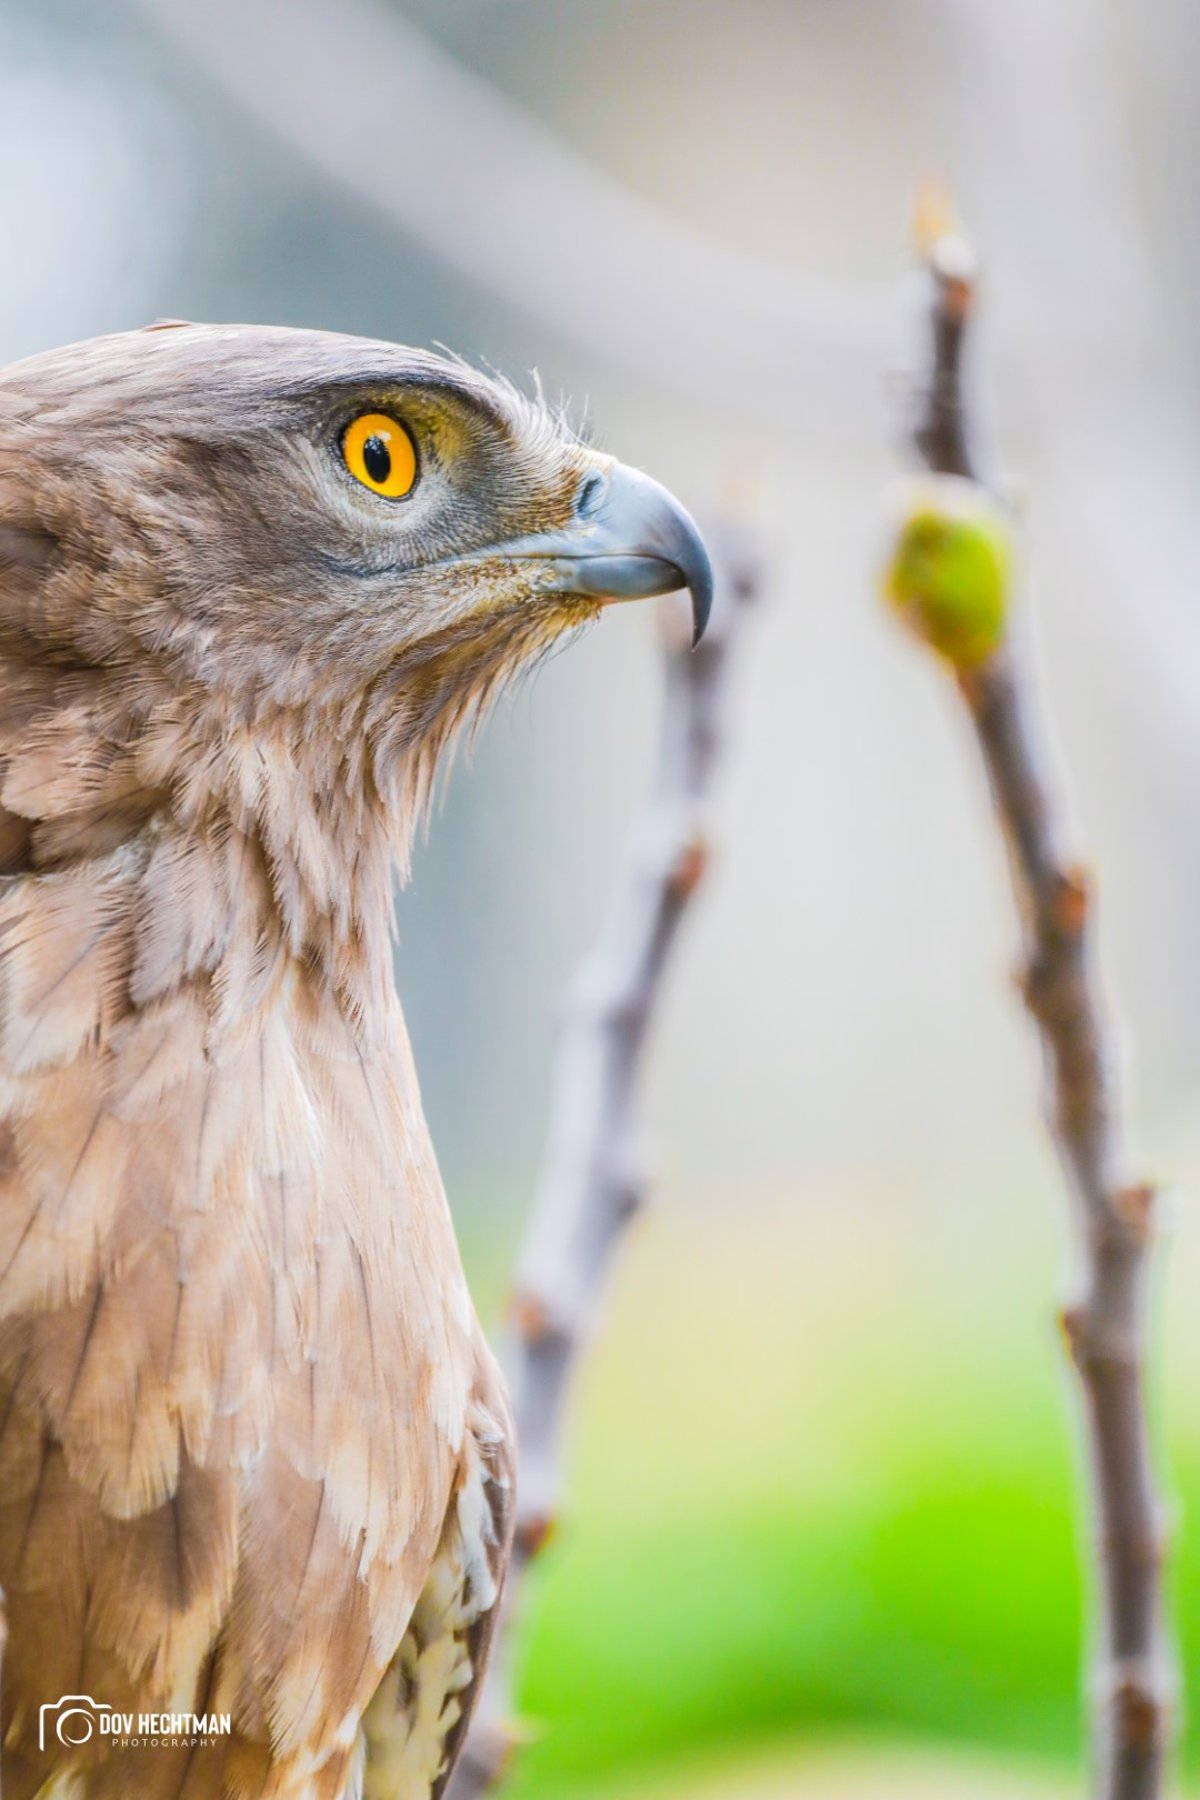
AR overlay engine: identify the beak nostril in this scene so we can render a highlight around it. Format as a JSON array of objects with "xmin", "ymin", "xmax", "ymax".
[
  {"xmin": 574, "ymin": 472, "xmax": 606, "ymax": 521},
  {"xmin": 460, "ymin": 461, "xmax": 712, "ymax": 645}
]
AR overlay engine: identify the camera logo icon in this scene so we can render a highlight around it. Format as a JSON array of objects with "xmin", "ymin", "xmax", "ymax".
[{"xmin": 38, "ymin": 1695, "xmax": 107, "ymax": 1750}]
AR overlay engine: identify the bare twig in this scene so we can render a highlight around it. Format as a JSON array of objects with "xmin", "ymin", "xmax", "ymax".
[
  {"xmin": 445, "ymin": 519, "xmax": 761, "ymax": 1798},
  {"xmin": 905, "ymin": 222, "xmax": 1175, "ymax": 1800}
]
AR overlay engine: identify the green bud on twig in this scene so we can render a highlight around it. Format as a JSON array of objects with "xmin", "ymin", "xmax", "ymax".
[{"xmin": 880, "ymin": 474, "xmax": 1013, "ymax": 668}]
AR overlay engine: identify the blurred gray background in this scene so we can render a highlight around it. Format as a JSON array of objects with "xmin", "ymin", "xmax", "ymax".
[
  {"xmin": 3, "ymin": 0, "xmax": 1198, "ymax": 1228},
  {"xmin": 10, "ymin": 6, "xmax": 1200, "ymax": 1792}
]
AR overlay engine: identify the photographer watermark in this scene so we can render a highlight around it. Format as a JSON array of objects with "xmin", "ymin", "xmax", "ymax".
[{"xmin": 39, "ymin": 1695, "xmax": 232, "ymax": 1752}]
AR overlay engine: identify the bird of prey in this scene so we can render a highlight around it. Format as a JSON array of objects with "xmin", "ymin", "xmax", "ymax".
[{"xmin": 0, "ymin": 325, "xmax": 711, "ymax": 1799}]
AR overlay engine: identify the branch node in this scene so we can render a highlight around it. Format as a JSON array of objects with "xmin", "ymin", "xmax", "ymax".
[
  {"xmin": 1098, "ymin": 1660, "xmax": 1174, "ymax": 1750},
  {"xmin": 912, "ymin": 177, "xmax": 978, "ymax": 314},
  {"xmin": 955, "ymin": 664, "xmax": 985, "ymax": 707},
  {"xmin": 1059, "ymin": 1303, "xmax": 1086, "ymax": 1360},
  {"xmin": 1055, "ymin": 865, "xmax": 1090, "ymax": 935},
  {"xmin": 1098, "ymin": 1521, "xmax": 1170, "ymax": 1577},
  {"xmin": 667, "ymin": 835, "xmax": 710, "ymax": 901},
  {"xmin": 1016, "ymin": 952, "xmax": 1058, "ymax": 1022},
  {"xmin": 612, "ymin": 1170, "xmax": 649, "ymax": 1223},
  {"xmin": 1059, "ymin": 1303, "xmax": 1140, "ymax": 1374},
  {"xmin": 507, "ymin": 1288, "xmax": 569, "ymax": 1349},
  {"xmin": 514, "ymin": 1512, "xmax": 558, "ymax": 1560},
  {"xmin": 1114, "ymin": 1183, "xmax": 1157, "ymax": 1244},
  {"xmin": 931, "ymin": 245, "xmax": 976, "ymax": 323}
]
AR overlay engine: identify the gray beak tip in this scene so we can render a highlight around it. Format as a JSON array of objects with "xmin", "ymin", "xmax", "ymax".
[
  {"xmin": 689, "ymin": 560, "xmax": 714, "ymax": 647},
  {"xmin": 473, "ymin": 460, "xmax": 716, "ymax": 645}
]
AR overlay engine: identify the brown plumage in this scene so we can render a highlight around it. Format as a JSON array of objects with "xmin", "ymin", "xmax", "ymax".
[{"xmin": 0, "ymin": 324, "xmax": 711, "ymax": 1798}]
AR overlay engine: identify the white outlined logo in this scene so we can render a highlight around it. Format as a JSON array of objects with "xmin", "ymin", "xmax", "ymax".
[{"xmin": 38, "ymin": 1695, "xmax": 231, "ymax": 1751}]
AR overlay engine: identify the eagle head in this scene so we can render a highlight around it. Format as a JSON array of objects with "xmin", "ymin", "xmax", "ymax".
[
  {"xmin": 0, "ymin": 321, "xmax": 710, "ymax": 705},
  {"xmin": 0, "ymin": 324, "xmax": 710, "ymax": 996}
]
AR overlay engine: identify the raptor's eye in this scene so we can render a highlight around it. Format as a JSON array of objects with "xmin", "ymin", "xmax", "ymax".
[{"xmin": 342, "ymin": 413, "xmax": 418, "ymax": 499}]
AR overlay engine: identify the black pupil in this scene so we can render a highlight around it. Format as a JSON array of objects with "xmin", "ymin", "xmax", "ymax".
[{"xmin": 362, "ymin": 434, "xmax": 391, "ymax": 484}]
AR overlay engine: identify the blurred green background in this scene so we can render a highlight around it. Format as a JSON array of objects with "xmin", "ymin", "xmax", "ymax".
[
  {"xmin": 2, "ymin": 0, "xmax": 1199, "ymax": 1792},
  {"xmin": 463, "ymin": 1139, "xmax": 1200, "ymax": 1797}
]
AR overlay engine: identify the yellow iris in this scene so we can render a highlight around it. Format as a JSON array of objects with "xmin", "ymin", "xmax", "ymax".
[{"xmin": 342, "ymin": 413, "xmax": 417, "ymax": 498}]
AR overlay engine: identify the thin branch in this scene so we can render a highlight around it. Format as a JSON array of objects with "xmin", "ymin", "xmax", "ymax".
[
  {"xmin": 445, "ymin": 518, "xmax": 761, "ymax": 1798},
  {"xmin": 910, "ymin": 235, "xmax": 977, "ymax": 482},
  {"xmin": 908, "ymin": 226, "xmax": 1175, "ymax": 1800}
]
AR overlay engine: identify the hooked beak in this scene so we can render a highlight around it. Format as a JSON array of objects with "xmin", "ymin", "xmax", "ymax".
[{"xmin": 482, "ymin": 462, "xmax": 714, "ymax": 646}]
